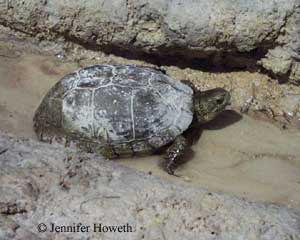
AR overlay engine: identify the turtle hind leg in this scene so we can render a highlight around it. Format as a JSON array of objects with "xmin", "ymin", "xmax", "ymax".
[{"xmin": 163, "ymin": 135, "xmax": 188, "ymax": 175}]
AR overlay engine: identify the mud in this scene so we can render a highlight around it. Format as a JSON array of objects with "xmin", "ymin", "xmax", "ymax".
[{"xmin": 0, "ymin": 33, "xmax": 300, "ymax": 208}]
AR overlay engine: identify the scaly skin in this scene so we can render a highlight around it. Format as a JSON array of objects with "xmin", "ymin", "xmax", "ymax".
[{"xmin": 164, "ymin": 135, "xmax": 188, "ymax": 175}]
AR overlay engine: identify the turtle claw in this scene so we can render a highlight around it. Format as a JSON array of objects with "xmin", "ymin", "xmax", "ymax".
[{"xmin": 166, "ymin": 167, "xmax": 181, "ymax": 177}]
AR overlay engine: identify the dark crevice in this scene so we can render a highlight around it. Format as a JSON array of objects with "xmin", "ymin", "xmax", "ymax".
[
  {"xmin": 260, "ymin": 67, "xmax": 292, "ymax": 84},
  {"xmin": 0, "ymin": 21, "xmax": 288, "ymax": 82},
  {"xmin": 63, "ymin": 33, "xmax": 271, "ymax": 75}
]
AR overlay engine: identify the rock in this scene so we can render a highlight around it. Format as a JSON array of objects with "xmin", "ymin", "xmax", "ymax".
[
  {"xmin": 259, "ymin": 47, "xmax": 293, "ymax": 76},
  {"xmin": 0, "ymin": 170, "xmax": 39, "ymax": 215},
  {"xmin": 0, "ymin": 0, "xmax": 299, "ymax": 84},
  {"xmin": 0, "ymin": 131, "xmax": 299, "ymax": 240},
  {"xmin": 279, "ymin": 93, "xmax": 300, "ymax": 118}
]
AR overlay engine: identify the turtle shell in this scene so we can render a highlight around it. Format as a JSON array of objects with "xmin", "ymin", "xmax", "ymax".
[{"xmin": 33, "ymin": 65, "xmax": 193, "ymax": 156}]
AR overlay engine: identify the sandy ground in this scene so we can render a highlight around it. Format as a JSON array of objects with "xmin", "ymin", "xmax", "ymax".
[{"xmin": 0, "ymin": 46, "xmax": 300, "ymax": 208}]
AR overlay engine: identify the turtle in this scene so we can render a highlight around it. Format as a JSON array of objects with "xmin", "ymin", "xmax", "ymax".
[{"xmin": 33, "ymin": 64, "xmax": 230, "ymax": 175}]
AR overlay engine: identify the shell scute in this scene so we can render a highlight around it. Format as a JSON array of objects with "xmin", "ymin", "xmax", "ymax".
[
  {"xmin": 77, "ymin": 65, "xmax": 112, "ymax": 88},
  {"xmin": 112, "ymin": 65, "xmax": 151, "ymax": 87},
  {"xmin": 93, "ymin": 85, "xmax": 133, "ymax": 142},
  {"xmin": 62, "ymin": 88, "xmax": 93, "ymax": 138}
]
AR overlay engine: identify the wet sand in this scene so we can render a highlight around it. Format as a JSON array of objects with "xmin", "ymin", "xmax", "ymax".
[{"xmin": 1, "ymin": 53, "xmax": 300, "ymax": 208}]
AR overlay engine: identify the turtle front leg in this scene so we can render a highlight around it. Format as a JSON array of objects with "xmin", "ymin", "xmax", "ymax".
[{"xmin": 164, "ymin": 135, "xmax": 188, "ymax": 175}]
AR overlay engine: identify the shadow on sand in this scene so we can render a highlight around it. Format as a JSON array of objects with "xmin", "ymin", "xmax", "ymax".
[
  {"xmin": 202, "ymin": 110, "xmax": 243, "ymax": 130},
  {"xmin": 175, "ymin": 110, "xmax": 243, "ymax": 170}
]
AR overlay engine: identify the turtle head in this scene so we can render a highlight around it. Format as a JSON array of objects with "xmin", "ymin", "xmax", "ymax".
[{"xmin": 194, "ymin": 88, "xmax": 231, "ymax": 124}]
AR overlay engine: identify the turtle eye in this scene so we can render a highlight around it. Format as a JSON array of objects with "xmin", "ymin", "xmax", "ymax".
[{"xmin": 216, "ymin": 98, "xmax": 224, "ymax": 105}]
